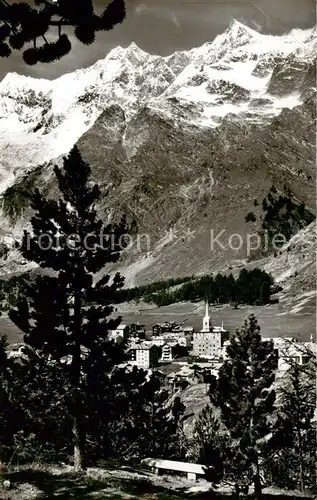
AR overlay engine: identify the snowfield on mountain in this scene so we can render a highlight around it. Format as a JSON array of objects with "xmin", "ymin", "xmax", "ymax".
[{"xmin": 0, "ymin": 20, "xmax": 315, "ymax": 170}]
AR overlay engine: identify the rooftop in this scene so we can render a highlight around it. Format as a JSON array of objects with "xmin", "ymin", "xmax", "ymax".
[
  {"xmin": 199, "ymin": 325, "xmax": 228, "ymax": 333},
  {"xmin": 129, "ymin": 341, "xmax": 157, "ymax": 351},
  {"xmin": 115, "ymin": 324, "xmax": 127, "ymax": 330}
]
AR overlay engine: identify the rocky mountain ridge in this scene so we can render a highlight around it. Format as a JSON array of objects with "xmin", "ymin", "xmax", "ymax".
[
  {"xmin": 0, "ymin": 20, "xmax": 315, "ymax": 169},
  {"xmin": 0, "ymin": 20, "xmax": 315, "ymax": 302}
]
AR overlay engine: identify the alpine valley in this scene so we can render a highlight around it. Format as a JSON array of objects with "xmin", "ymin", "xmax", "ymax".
[{"xmin": 0, "ymin": 20, "xmax": 316, "ymax": 317}]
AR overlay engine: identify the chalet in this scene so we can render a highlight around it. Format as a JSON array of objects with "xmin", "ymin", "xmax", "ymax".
[
  {"xmin": 152, "ymin": 322, "xmax": 177, "ymax": 336},
  {"xmin": 130, "ymin": 322, "xmax": 146, "ymax": 338}
]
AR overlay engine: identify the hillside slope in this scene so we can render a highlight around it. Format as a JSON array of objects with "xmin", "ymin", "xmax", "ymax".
[{"xmin": 0, "ymin": 21, "xmax": 315, "ymax": 304}]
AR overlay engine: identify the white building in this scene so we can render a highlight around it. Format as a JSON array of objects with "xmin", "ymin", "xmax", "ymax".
[
  {"xmin": 109, "ymin": 324, "xmax": 130, "ymax": 343},
  {"xmin": 128, "ymin": 341, "xmax": 161, "ymax": 369},
  {"xmin": 192, "ymin": 300, "xmax": 229, "ymax": 359},
  {"xmin": 222, "ymin": 336, "xmax": 316, "ymax": 372},
  {"xmin": 177, "ymin": 336, "xmax": 190, "ymax": 348},
  {"xmin": 266, "ymin": 337, "xmax": 316, "ymax": 371},
  {"xmin": 160, "ymin": 343, "xmax": 173, "ymax": 362},
  {"xmin": 7, "ymin": 343, "xmax": 27, "ymax": 359},
  {"xmin": 166, "ymin": 332, "xmax": 191, "ymax": 348},
  {"xmin": 151, "ymin": 334, "xmax": 189, "ymax": 349},
  {"xmin": 167, "ymin": 367, "xmax": 195, "ymax": 386},
  {"xmin": 151, "ymin": 336, "xmax": 168, "ymax": 347}
]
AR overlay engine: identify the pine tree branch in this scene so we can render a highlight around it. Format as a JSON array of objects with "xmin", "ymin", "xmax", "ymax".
[
  {"xmin": 1, "ymin": 17, "xmax": 17, "ymax": 35},
  {"xmin": 1, "ymin": 0, "xmax": 126, "ymax": 63},
  {"xmin": 49, "ymin": 20, "xmax": 82, "ymax": 27}
]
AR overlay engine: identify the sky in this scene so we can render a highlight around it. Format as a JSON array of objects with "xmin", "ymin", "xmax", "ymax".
[{"xmin": 0, "ymin": 0, "xmax": 315, "ymax": 80}]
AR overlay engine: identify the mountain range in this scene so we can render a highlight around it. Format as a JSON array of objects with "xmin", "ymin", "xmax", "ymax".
[{"xmin": 0, "ymin": 20, "xmax": 315, "ymax": 310}]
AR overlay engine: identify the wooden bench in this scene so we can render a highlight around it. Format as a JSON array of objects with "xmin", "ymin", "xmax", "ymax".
[{"xmin": 141, "ymin": 458, "xmax": 206, "ymax": 481}]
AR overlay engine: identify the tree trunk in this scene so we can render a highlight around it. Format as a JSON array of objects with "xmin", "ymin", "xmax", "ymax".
[
  {"xmin": 73, "ymin": 415, "xmax": 86, "ymax": 472},
  {"xmin": 72, "ymin": 287, "xmax": 85, "ymax": 472},
  {"xmin": 234, "ymin": 484, "xmax": 240, "ymax": 499},
  {"xmin": 253, "ymin": 474, "xmax": 262, "ymax": 500},
  {"xmin": 298, "ymin": 432, "xmax": 305, "ymax": 492},
  {"xmin": 295, "ymin": 371, "xmax": 305, "ymax": 492},
  {"xmin": 71, "ymin": 345, "xmax": 85, "ymax": 471}
]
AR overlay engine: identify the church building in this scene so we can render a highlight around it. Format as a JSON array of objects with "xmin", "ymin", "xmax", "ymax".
[{"xmin": 192, "ymin": 300, "xmax": 229, "ymax": 359}]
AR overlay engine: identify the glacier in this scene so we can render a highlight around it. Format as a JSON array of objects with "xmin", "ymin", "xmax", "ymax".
[{"xmin": 0, "ymin": 19, "xmax": 316, "ymax": 187}]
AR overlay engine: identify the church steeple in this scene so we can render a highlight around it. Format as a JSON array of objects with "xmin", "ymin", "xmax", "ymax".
[{"xmin": 202, "ymin": 298, "xmax": 212, "ymax": 332}]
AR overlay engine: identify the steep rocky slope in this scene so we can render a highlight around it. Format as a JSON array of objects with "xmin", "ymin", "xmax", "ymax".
[{"xmin": 0, "ymin": 20, "xmax": 315, "ymax": 302}]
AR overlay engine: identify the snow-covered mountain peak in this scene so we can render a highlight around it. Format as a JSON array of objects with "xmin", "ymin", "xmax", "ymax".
[
  {"xmin": 0, "ymin": 20, "xmax": 315, "ymax": 178},
  {"xmin": 192, "ymin": 22, "xmax": 314, "ymax": 65},
  {"xmin": 227, "ymin": 19, "xmax": 259, "ymax": 36},
  {"xmin": 216, "ymin": 18, "xmax": 260, "ymax": 47},
  {"xmin": 104, "ymin": 41, "xmax": 148, "ymax": 66},
  {"xmin": 0, "ymin": 71, "xmax": 52, "ymax": 95},
  {"xmin": 191, "ymin": 19, "xmax": 259, "ymax": 56}
]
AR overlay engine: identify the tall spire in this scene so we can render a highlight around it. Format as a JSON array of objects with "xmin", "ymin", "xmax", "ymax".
[{"xmin": 202, "ymin": 298, "xmax": 211, "ymax": 332}]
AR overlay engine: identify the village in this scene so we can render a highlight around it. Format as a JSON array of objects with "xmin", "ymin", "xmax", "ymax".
[
  {"xmin": 7, "ymin": 299, "xmax": 315, "ymax": 383},
  {"xmin": 105, "ymin": 301, "xmax": 316, "ymax": 384}
]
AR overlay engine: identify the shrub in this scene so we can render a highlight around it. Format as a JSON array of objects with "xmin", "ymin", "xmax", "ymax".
[{"xmin": 245, "ymin": 212, "xmax": 256, "ymax": 223}]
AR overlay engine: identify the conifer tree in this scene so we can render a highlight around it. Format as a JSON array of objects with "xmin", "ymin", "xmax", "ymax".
[
  {"xmin": 189, "ymin": 405, "xmax": 225, "ymax": 484},
  {"xmin": 209, "ymin": 314, "xmax": 277, "ymax": 499},
  {"xmin": 267, "ymin": 362, "xmax": 316, "ymax": 491},
  {"xmin": 0, "ymin": 0, "xmax": 125, "ymax": 64},
  {"xmin": 7, "ymin": 346, "xmax": 71, "ymax": 464},
  {"xmin": 0, "ymin": 334, "xmax": 12, "ymax": 463},
  {"xmin": 90, "ymin": 368, "xmax": 185, "ymax": 461},
  {"xmin": 189, "ymin": 405, "xmax": 251, "ymax": 494},
  {"xmin": 136, "ymin": 372, "xmax": 186, "ymax": 460},
  {"xmin": 9, "ymin": 145, "xmax": 129, "ymax": 471}
]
